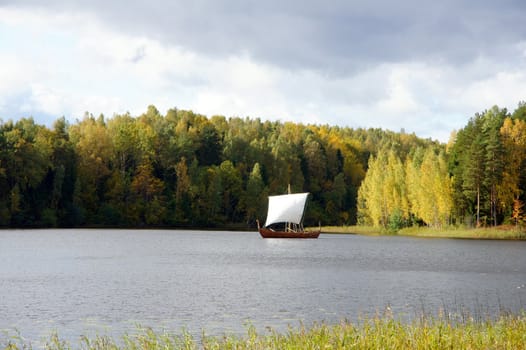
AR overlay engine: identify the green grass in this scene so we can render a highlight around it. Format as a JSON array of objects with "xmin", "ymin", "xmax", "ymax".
[
  {"xmin": 320, "ymin": 225, "xmax": 526, "ymax": 240},
  {"xmin": 319, "ymin": 225, "xmax": 384, "ymax": 235},
  {"xmin": 2, "ymin": 313, "xmax": 526, "ymax": 349},
  {"xmin": 397, "ymin": 225, "xmax": 526, "ymax": 240}
]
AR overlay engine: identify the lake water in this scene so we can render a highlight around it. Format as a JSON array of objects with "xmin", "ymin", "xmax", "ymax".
[{"xmin": 1, "ymin": 229, "xmax": 525, "ymax": 344}]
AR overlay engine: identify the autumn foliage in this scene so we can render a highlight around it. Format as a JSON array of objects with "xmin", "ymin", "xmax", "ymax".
[{"xmin": 1, "ymin": 102, "xmax": 525, "ymax": 229}]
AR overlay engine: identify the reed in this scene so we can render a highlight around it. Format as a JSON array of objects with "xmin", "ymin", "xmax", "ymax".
[{"xmin": 2, "ymin": 313, "xmax": 525, "ymax": 350}]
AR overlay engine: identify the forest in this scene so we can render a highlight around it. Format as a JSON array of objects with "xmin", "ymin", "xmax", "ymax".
[{"xmin": 0, "ymin": 102, "xmax": 525, "ymax": 229}]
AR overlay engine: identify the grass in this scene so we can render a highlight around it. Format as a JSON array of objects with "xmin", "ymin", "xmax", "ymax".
[
  {"xmin": 319, "ymin": 225, "xmax": 384, "ymax": 235},
  {"xmin": 2, "ymin": 313, "xmax": 526, "ymax": 349},
  {"xmin": 397, "ymin": 225, "xmax": 526, "ymax": 240},
  {"xmin": 320, "ymin": 225, "xmax": 526, "ymax": 240}
]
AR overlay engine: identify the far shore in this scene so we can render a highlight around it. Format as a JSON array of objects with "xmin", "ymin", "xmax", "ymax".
[
  {"xmin": 318, "ymin": 225, "xmax": 526, "ymax": 240},
  {"xmin": 2, "ymin": 224, "xmax": 526, "ymax": 240}
]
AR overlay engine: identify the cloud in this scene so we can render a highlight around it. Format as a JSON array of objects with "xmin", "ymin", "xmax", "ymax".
[
  {"xmin": 1, "ymin": 1, "xmax": 525, "ymax": 141},
  {"xmin": 7, "ymin": 0, "xmax": 525, "ymax": 73}
]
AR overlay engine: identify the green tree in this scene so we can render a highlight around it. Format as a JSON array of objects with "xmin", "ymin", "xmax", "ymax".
[
  {"xmin": 511, "ymin": 101, "xmax": 526, "ymax": 121},
  {"xmin": 201, "ymin": 166, "xmax": 224, "ymax": 224},
  {"xmin": 174, "ymin": 157, "xmax": 192, "ymax": 224},
  {"xmin": 196, "ymin": 122, "xmax": 222, "ymax": 166},
  {"xmin": 107, "ymin": 113, "xmax": 141, "ymax": 177},
  {"xmin": 449, "ymin": 107, "xmax": 509, "ymax": 226},
  {"xmin": 303, "ymin": 135, "xmax": 327, "ymax": 193},
  {"xmin": 2, "ymin": 118, "xmax": 52, "ymax": 225},
  {"xmin": 268, "ymin": 122, "xmax": 305, "ymax": 194},
  {"xmin": 217, "ymin": 160, "xmax": 243, "ymax": 223},
  {"xmin": 69, "ymin": 115, "xmax": 113, "ymax": 224},
  {"xmin": 241, "ymin": 162, "xmax": 266, "ymax": 225},
  {"xmin": 482, "ymin": 106, "xmax": 507, "ymax": 226},
  {"xmin": 453, "ymin": 114, "xmax": 487, "ymax": 227},
  {"xmin": 324, "ymin": 172, "xmax": 347, "ymax": 224},
  {"xmin": 45, "ymin": 117, "xmax": 78, "ymax": 226}
]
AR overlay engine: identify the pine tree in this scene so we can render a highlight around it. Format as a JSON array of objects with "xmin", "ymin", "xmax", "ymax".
[
  {"xmin": 482, "ymin": 107, "xmax": 506, "ymax": 226},
  {"xmin": 461, "ymin": 117, "xmax": 486, "ymax": 227}
]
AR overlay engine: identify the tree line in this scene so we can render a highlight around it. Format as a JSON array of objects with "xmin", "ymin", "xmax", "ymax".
[
  {"xmin": 1, "ymin": 102, "xmax": 524, "ymax": 229},
  {"xmin": 358, "ymin": 103, "xmax": 526, "ymax": 229}
]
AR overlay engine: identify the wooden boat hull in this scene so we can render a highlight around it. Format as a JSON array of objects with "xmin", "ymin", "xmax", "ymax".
[{"xmin": 259, "ymin": 228, "xmax": 320, "ymax": 239}]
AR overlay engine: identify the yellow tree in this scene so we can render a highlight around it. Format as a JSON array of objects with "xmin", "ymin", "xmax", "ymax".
[
  {"xmin": 435, "ymin": 150, "xmax": 453, "ymax": 226},
  {"xmin": 129, "ymin": 162, "xmax": 165, "ymax": 225},
  {"xmin": 405, "ymin": 153, "xmax": 421, "ymax": 224},
  {"xmin": 419, "ymin": 149, "xmax": 440, "ymax": 226},
  {"xmin": 385, "ymin": 149, "xmax": 409, "ymax": 223},
  {"xmin": 499, "ymin": 117, "xmax": 526, "ymax": 219},
  {"xmin": 407, "ymin": 148, "xmax": 452, "ymax": 227},
  {"xmin": 357, "ymin": 153, "xmax": 385, "ymax": 227},
  {"xmin": 512, "ymin": 199, "xmax": 524, "ymax": 226},
  {"xmin": 358, "ymin": 149, "xmax": 407, "ymax": 228}
]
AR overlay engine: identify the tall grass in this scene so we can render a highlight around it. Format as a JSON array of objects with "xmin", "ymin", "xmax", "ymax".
[{"xmin": 2, "ymin": 313, "xmax": 525, "ymax": 349}]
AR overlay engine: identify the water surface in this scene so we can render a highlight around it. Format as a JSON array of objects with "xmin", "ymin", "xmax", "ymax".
[{"xmin": 0, "ymin": 229, "xmax": 525, "ymax": 343}]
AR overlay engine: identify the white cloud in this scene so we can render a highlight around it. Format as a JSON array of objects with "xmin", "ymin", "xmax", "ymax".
[{"xmin": 463, "ymin": 71, "xmax": 526, "ymax": 111}]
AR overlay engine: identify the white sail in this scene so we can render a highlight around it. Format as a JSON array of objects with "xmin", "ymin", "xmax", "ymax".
[{"xmin": 264, "ymin": 193, "xmax": 309, "ymax": 227}]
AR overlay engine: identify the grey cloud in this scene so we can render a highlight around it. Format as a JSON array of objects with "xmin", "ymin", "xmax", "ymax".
[{"xmin": 5, "ymin": 0, "xmax": 525, "ymax": 75}]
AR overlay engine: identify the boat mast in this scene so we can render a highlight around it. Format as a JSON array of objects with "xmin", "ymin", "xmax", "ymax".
[{"xmin": 287, "ymin": 184, "xmax": 291, "ymax": 232}]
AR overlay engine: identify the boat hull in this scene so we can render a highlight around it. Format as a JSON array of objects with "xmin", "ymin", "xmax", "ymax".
[{"xmin": 258, "ymin": 228, "xmax": 320, "ymax": 239}]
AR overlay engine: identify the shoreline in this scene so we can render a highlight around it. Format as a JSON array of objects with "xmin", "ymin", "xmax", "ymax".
[
  {"xmin": 2, "ymin": 224, "xmax": 526, "ymax": 240},
  {"xmin": 319, "ymin": 225, "xmax": 526, "ymax": 240}
]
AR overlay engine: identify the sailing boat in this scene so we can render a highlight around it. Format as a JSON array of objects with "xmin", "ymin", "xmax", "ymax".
[{"xmin": 257, "ymin": 192, "xmax": 320, "ymax": 238}]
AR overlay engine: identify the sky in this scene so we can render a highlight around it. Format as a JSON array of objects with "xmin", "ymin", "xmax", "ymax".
[{"xmin": 1, "ymin": 0, "xmax": 525, "ymax": 142}]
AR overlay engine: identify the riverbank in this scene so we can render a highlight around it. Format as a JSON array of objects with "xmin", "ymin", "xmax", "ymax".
[
  {"xmin": 3, "ymin": 313, "xmax": 525, "ymax": 349},
  {"xmin": 320, "ymin": 225, "xmax": 526, "ymax": 240}
]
